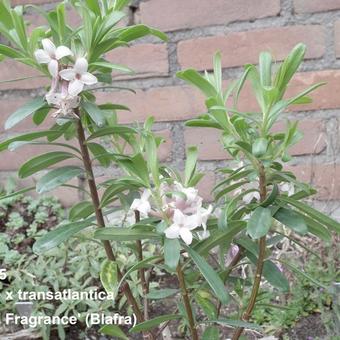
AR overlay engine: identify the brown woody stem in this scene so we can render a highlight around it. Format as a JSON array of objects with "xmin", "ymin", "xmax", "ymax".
[
  {"xmin": 232, "ymin": 164, "xmax": 267, "ymax": 340},
  {"xmin": 135, "ymin": 211, "xmax": 150, "ymax": 325},
  {"xmin": 176, "ymin": 263, "xmax": 198, "ymax": 340},
  {"xmin": 75, "ymin": 116, "xmax": 154, "ymax": 337}
]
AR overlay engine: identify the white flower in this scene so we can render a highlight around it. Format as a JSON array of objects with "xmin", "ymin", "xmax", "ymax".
[
  {"xmin": 200, "ymin": 204, "xmax": 213, "ymax": 232},
  {"xmin": 164, "ymin": 209, "xmax": 201, "ymax": 245},
  {"xmin": 280, "ymin": 182, "xmax": 294, "ymax": 196},
  {"xmin": 130, "ymin": 189, "xmax": 151, "ymax": 217},
  {"xmin": 59, "ymin": 57, "xmax": 97, "ymax": 96},
  {"xmin": 243, "ymin": 191, "xmax": 260, "ymax": 204},
  {"xmin": 34, "ymin": 39, "xmax": 73, "ymax": 77}
]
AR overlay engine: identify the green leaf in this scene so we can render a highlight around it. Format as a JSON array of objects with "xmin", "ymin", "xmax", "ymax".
[
  {"xmin": 204, "ymin": 319, "xmax": 262, "ymax": 331},
  {"xmin": 69, "ymin": 201, "xmax": 94, "ymax": 221},
  {"xmin": 88, "ymin": 142, "xmax": 112, "ymax": 167},
  {"xmin": 99, "ymin": 325, "xmax": 128, "ymax": 340},
  {"xmin": 278, "ymin": 196, "xmax": 340, "ymax": 233},
  {"xmin": 279, "ymin": 260, "xmax": 327, "ymax": 289},
  {"xmin": 81, "ymin": 101, "xmax": 106, "ymax": 127},
  {"xmin": 130, "ymin": 314, "xmax": 180, "ymax": 333},
  {"xmin": 259, "ymin": 51, "xmax": 272, "ymax": 87},
  {"xmin": 147, "ymin": 288, "xmax": 178, "ymax": 299},
  {"xmin": 185, "ymin": 246, "xmax": 230, "ymax": 304},
  {"xmin": 0, "ymin": 43, "xmax": 23, "ymax": 58},
  {"xmin": 100, "ymin": 260, "xmax": 118, "ymax": 295},
  {"xmin": 247, "ymin": 207, "xmax": 272, "ymax": 239},
  {"xmin": 184, "ymin": 146, "xmax": 198, "ymax": 186},
  {"xmin": 164, "ymin": 238, "xmax": 180, "ymax": 270},
  {"xmin": 202, "ymin": 326, "xmax": 219, "ymax": 340},
  {"xmin": 87, "ymin": 126, "xmax": 136, "ymax": 140},
  {"xmin": 90, "ymin": 61, "xmax": 133, "ymax": 74},
  {"xmin": 252, "ymin": 138, "xmax": 268, "ymax": 157},
  {"xmin": 33, "ymin": 219, "xmax": 94, "ymax": 254},
  {"xmin": 193, "ymin": 221, "xmax": 245, "ymax": 256},
  {"xmin": 177, "ymin": 69, "xmax": 217, "ymax": 97},
  {"xmin": 116, "ymin": 255, "xmax": 161, "ymax": 292},
  {"xmin": 95, "ymin": 227, "xmax": 161, "ymax": 241},
  {"xmin": 274, "ymin": 207, "xmax": 308, "ymax": 234},
  {"xmin": 0, "ymin": 187, "xmax": 35, "ymax": 202},
  {"xmin": 36, "ymin": 166, "xmax": 83, "ymax": 193},
  {"xmin": 18, "ymin": 151, "xmax": 76, "ymax": 178},
  {"xmin": 5, "ymin": 96, "xmax": 46, "ymax": 130}
]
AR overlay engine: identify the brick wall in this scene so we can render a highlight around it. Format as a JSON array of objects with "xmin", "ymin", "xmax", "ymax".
[{"xmin": 1, "ymin": 0, "xmax": 340, "ymax": 214}]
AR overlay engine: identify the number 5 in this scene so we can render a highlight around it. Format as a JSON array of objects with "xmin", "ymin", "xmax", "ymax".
[{"xmin": 0, "ymin": 268, "xmax": 7, "ymax": 280}]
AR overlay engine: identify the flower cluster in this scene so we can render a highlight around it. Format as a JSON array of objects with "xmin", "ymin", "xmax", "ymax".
[
  {"xmin": 34, "ymin": 39, "xmax": 97, "ymax": 117},
  {"xmin": 131, "ymin": 181, "xmax": 212, "ymax": 245}
]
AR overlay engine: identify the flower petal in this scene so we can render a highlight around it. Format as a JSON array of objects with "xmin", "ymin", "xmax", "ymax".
[
  {"xmin": 55, "ymin": 45, "xmax": 73, "ymax": 60},
  {"xmin": 164, "ymin": 224, "xmax": 180, "ymax": 239},
  {"xmin": 59, "ymin": 68, "xmax": 76, "ymax": 81},
  {"xmin": 48, "ymin": 59, "xmax": 59, "ymax": 77},
  {"xmin": 74, "ymin": 57, "xmax": 88, "ymax": 74},
  {"xmin": 42, "ymin": 39, "xmax": 56, "ymax": 57},
  {"xmin": 179, "ymin": 228, "xmax": 193, "ymax": 245},
  {"xmin": 173, "ymin": 209, "xmax": 185, "ymax": 225},
  {"xmin": 80, "ymin": 72, "xmax": 97, "ymax": 85},
  {"xmin": 68, "ymin": 79, "xmax": 84, "ymax": 96},
  {"xmin": 34, "ymin": 49, "xmax": 51, "ymax": 63}
]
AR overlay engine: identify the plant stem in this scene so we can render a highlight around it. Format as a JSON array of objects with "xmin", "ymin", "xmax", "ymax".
[
  {"xmin": 135, "ymin": 211, "xmax": 150, "ymax": 322},
  {"xmin": 176, "ymin": 263, "xmax": 198, "ymax": 340},
  {"xmin": 75, "ymin": 116, "xmax": 151, "ymax": 333},
  {"xmin": 232, "ymin": 164, "xmax": 267, "ymax": 340}
]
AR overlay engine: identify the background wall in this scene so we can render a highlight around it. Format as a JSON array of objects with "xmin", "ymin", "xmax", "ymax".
[{"xmin": 1, "ymin": 0, "xmax": 340, "ymax": 216}]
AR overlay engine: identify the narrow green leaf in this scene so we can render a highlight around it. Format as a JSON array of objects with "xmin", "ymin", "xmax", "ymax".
[
  {"xmin": 202, "ymin": 326, "xmax": 219, "ymax": 340},
  {"xmin": 185, "ymin": 246, "xmax": 230, "ymax": 304},
  {"xmin": 5, "ymin": 96, "xmax": 46, "ymax": 130},
  {"xmin": 247, "ymin": 207, "xmax": 272, "ymax": 239},
  {"xmin": 33, "ymin": 219, "xmax": 94, "ymax": 254},
  {"xmin": 87, "ymin": 126, "xmax": 136, "ymax": 140},
  {"xmin": 18, "ymin": 151, "xmax": 75, "ymax": 178},
  {"xmin": 274, "ymin": 207, "xmax": 308, "ymax": 234},
  {"xmin": 69, "ymin": 201, "xmax": 94, "ymax": 221},
  {"xmin": 279, "ymin": 196, "xmax": 340, "ymax": 233},
  {"xmin": 90, "ymin": 61, "xmax": 133, "ymax": 74},
  {"xmin": 130, "ymin": 314, "xmax": 180, "ymax": 333},
  {"xmin": 204, "ymin": 319, "xmax": 262, "ymax": 331},
  {"xmin": 147, "ymin": 288, "xmax": 178, "ymax": 299},
  {"xmin": 95, "ymin": 227, "xmax": 161, "ymax": 241},
  {"xmin": 99, "ymin": 325, "xmax": 128, "ymax": 340},
  {"xmin": 36, "ymin": 166, "xmax": 83, "ymax": 193},
  {"xmin": 81, "ymin": 101, "xmax": 106, "ymax": 127},
  {"xmin": 177, "ymin": 69, "xmax": 217, "ymax": 97},
  {"xmin": 164, "ymin": 238, "xmax": 180, "ymax": 270},
  {"xmin": 184, "ymin": 146, "xmax": 198, "ymax": 186}
]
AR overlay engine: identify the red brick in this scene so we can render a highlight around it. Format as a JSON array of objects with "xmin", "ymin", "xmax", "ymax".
[
  {"xmin": 157, "ymin": 129, "xmax": 172, "ymax": 161},
  {"xmin": 178, "ymin": 25, "xmax": 325, "ymax": 70},
  {"xmin": 0, "ymin": 140, "xmax": 80, "ymax": 171},
  {"xmin": 272, "ymin": 120, "xmax": 326, "ymax": 156},
  {"xmin": 335, "ymin": 21, "xmax": 340, "ymax": 58},
  {"xmin": 0, "ymin": 60, "xmax": 49, "ymax": 90},
  {"xmin": 140, "ymin": 0, "xmax": 280, "ymax": 32},
  {"xmin": 185, "ymin": 128, "xmax": 229, "ymax": 161},
  {"xmin": 184, "ymin": 120, "xmax": 326, "ymax": 161},
  {"xmin": 286, "ymin": 164, "xmax": 340, "ymax": 200},
  {"xmin": 25, "ymin": 7, "xmax": 81, "ymax": 32},
  {"xmin": 294, "ymin": 0, "xmax": 340, "ymax": 13},
  {"xmin": 12, "ymin": 0, "xmax": 57, "ymax": 5},
  {"xmin": 106, "ymin": 44, "xmax": 169, "ymax": 79},
  {"xmin": 96, "ymin": 86, "xmax": 205, "ymax": 123},
  {"xmin": 0, "ymin": 96, "xmax": 54, "ymax": 133},
  {"xmin": 197, "ymin": 171, "xmax": 215, "ymax": 202},
  {"xmin": 234, "ymin": 70, "xmax": 340, "ymax": 113}
]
